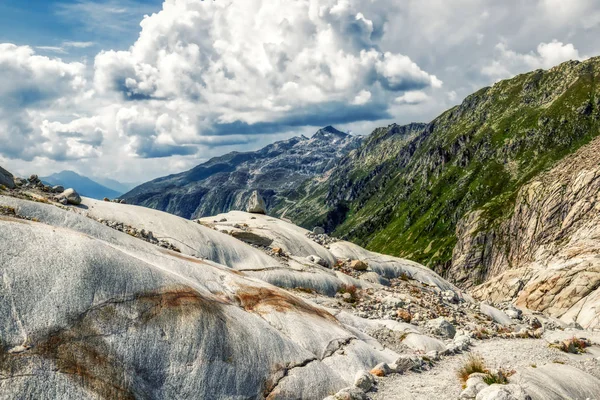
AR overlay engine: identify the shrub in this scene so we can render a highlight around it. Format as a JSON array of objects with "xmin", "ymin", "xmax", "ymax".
[
  {"xmin": 457, "ymin": 353, "xmax": 488, "ymax": 384},
  {"xmin": 551, "ymin": 337, "xmax": 589, "ymax": 354},
  {"xmin": 482, "ymin": 368, "xmax": 514, "ymax": 385},
  {"xmin": 456, "ymin": 354, "xmax": 513, "ymax": 387}
]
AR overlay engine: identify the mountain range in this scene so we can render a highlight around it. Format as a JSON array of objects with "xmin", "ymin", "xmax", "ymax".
[
  {"xmin": 125, "ymin": 57, "xmax": 600, "ymax": 287},
  {"xmin": 42, "ymin": 171, "xmax": 136, "ymax": 200},
  {"xmin": 121, "ymin": 126, "xmax": 362, "ymax": 219}
]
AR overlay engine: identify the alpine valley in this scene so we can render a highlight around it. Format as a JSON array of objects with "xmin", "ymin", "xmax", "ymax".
[{"xmin": 3, "ymin": 58, "xmax": 600, "ymax": 400}]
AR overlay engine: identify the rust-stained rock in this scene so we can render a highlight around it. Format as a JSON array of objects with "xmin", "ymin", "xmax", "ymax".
[{"xmin": 350, "ymin": 260, "xmax": 368, "ymax": 271}]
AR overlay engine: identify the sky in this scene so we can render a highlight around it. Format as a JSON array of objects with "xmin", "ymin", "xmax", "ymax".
[{"xmin": 1, "ymin": 0, "xmax": 600, "ymax": 183}]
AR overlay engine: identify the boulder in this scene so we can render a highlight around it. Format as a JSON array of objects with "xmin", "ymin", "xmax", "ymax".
[
  {"xmin": 0, "ymin": 166, "xmax": 15, "ymax": 189},
  {"xmin": 480, "ymin": 304, "xmax": 513, "ymax": 326},
  {"xmin": 313, "ymin": 226, "xmax": 325, "ymax": 234},
  {"xmin": 247, "ymin": 190, "xmax": 267, "ymax": 214},
  {"xmin": 331, "ymin": 387, "xmax": 368, "ymax": 400},
  {"xmin": 57, "ymin": 188, "xmax": 82, "ymax": 206},
  {"xmin": 427, "ymin": 317, "xmax": 456, "ymax": 339},
  {"xmin": 459, "ymin": 373, "xmax": 490, "ymax": 399},
  {"xmin": 392, "ymin": 355, "xmax": 422, "ymax": 373},
  {"xmin": 350, "ymin": 260, "xmax": 368, "ymax": 271},
  {"xmin": 475, "ymin": 384, "xmax": 531, "ymax": 400},
  {"xmin": 505, "ymin": 308, "xmax": 521, "ymax": 320},
  {"xmin": 52, "ymin": 185, "xmax": 65, "ymax": 193},
  {"xmin": 402, "ymin": 333, "xmax": 447, "ymax": 352},
  {"xmin": 353, "ymin": 370, "xmax": 374, "ymax": 391},
  {"xmin": 370, "ymin": 362, "xmax": 391, "ymax": 377}
]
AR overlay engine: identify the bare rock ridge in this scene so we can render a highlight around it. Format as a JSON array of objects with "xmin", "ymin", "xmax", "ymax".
[
  {"xmin": 121, "ymin": 126, "xmax": 362, "ymax": 219},
  {"xmin": 2, "ymin": 166, "xmax": 600, "ymax": 399}
]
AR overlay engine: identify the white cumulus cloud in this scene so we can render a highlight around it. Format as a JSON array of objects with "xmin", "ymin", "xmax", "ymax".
[
  {"xmin": 93, "ymin": 0, "xmax": 442, "ymax": 157},
  {"xmin": 0, "ymin": 44, "xmax": 96, "ymax": 161},
  {"xmin": 482, "ymin": 40, "xmax": 583, "ymax": 80}
]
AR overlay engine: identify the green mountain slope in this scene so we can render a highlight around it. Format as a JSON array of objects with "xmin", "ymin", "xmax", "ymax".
[{"xmin": 281, "ymin": 57, "xmax": 600, "ymax": 275}]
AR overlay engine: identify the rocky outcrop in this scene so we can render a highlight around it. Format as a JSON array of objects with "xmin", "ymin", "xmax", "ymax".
[
  {"xmin": 121, "ymin": 126, "xmax": 361, "ymax": 219},
  {"xmin": 0, "ymin": 195, "xmax": 402, "ymax": 399},
  {"xmin": 248, "ymin": 190, "xmax": 267, "ymax": 214},
  {"xmin": 3, "ymin": 179, "xmax": 600, "ymax": 398},
  {"xmin": 453, "ymin": 134, "xmax": 600, "ymax": 328},
  {"xmin": 0, "ymin": 165, "xmax": 15, "ymax": 189}
]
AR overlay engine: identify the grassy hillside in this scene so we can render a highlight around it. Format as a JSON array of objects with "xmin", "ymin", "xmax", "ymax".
[{"xmin": 282, "ymin": 58, "xmax": 600, "ymax": 273}]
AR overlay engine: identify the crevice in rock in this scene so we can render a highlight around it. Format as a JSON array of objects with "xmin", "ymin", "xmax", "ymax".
[
  {"xmin": 263, "ymin": 357, "xmax": 318, "ymax": 399},
  {"xmin": 320, "ymin": 337, "xmax": 357, "ymax": 360}
]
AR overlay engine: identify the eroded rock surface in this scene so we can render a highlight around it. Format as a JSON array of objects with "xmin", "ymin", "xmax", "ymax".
[{"xmin": 451, "ymin": 135, "xmax": 600, "ymax": 328}]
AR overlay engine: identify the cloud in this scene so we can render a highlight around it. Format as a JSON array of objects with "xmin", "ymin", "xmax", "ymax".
[
  {"xmin": 36, "ymin": 46, "xmax": 68, "ymax": 54},
  {"xmin": 3, "ymin": 0, "xmax": 600, "ymax": 182},
  {"xmin": 55, "ymin": 0, "xmax": 159, "ymax": 36},
  {"xmin": 481, "ymin": 40, "xmax": 582, "ymax": 80},
  {"xmin": 92, "ymin": 0, "xmax": 442, "ymax": 157},
  {"xmin": 36, "ymin": 41, "xmax": 96, "ymax": 56},
  {"xmin": 395, "ymin": 91, "xmax": 430, "ymax": 105},
  {"xmin": 0, "ymin": 44, "xmax": 85, "ymax": 109},
  {"xmin": 63, "ymin": 41, "xmax": 96, "ymax": 48},
  {"xmin": 0, "ymin": 44, "xmax": 98, "ymax": 161}
]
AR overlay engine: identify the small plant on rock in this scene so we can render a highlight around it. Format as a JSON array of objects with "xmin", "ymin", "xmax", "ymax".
[
  {"xmin": 482, "ymin": 367, "xmax": 514, "ymax": 385},
  {"xmin": 457, "ymin": 354, "xmax": 513, "ymax": 387},
  {"xmin": 457, "ymin": 353, "xmax": 488, "ymax": 385},
  {"xmin": 551, "ymin": 337, "xmax": 590, "ymax": 354},
  {"xmin": 337, "ymin": 284, "xmax": 358, "ymax": 303}
]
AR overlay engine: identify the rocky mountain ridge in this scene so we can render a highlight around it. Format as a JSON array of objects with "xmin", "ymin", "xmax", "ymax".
[
  {"xmin": 283, "ymin": 57, "xmax": 600, "ymax": 279},
  {"xmin": 121, "ymin": 126, "xmax": 362, "ymax": 219}
]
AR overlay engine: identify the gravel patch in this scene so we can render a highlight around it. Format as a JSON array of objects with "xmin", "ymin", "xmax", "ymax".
[{"xmin": 371, "ymin": 338, "xmax": 600, "ymax": 400}]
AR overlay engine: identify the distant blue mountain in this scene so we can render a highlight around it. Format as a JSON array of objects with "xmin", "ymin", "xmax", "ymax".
[
  {"xmin": 94, "ymin": 177, "xmax": 140, "ymax": 194},
  {"xmin": 41, "ymin": 171, "xmax": 122, "ymax": 200}
]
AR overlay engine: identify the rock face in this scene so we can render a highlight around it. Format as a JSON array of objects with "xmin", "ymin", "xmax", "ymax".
[
  {"xmin": 0, "ymin": 165, "xmax": 15, "ymax": 189},
  {"xmin": 0, "ymin": 195, "xmax": 405, "ymax": 399},
  {"xmin": 121, "ymin": 126, "xmax": 362, "ymax": 219},
  {"xmin": 457, "ymin": 134, "xmax": 600, "ymax": 328},
  {"xmin": 3, "ymin": 190, "xmax": 600, "ymax": 398},
  {"xmin": 248, "ymin": 190, "xmax": 267, "ymax": 214}
]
